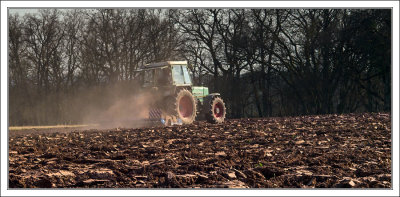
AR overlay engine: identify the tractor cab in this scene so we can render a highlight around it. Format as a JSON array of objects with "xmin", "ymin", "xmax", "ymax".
[{"xmin": 140, "ymin": 61, "xmax": 192, "ymax": 88}]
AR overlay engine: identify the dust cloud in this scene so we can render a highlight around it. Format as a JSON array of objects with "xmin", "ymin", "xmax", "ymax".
[
  {"xmin": 72, "ymin": 81, "xmax": 159, "ymax": 129},
  {"xmin": 81, "ymin": 86, "xmax": 159, "ymax": 129},
  {"xmin": 83, "ymin": 93, "xmax": 155, "ymax": 129},
  {"xmin": 9, "ymin": 80, "xmax": 162, "ymax": 128}
]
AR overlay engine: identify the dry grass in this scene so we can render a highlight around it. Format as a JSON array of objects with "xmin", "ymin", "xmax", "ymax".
[{"xmin": 9, "ymin": 124, "xmax": 94, "ymax": 131}]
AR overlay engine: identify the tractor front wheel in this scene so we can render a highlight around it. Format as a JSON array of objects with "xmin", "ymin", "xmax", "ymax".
[{"xmin": 205, "ymin": 96, "xmax": 226, "ymax": 124}]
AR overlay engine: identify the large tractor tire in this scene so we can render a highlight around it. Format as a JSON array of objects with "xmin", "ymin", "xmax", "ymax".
[
  {"xmin": 172, "ymin": 89, "xmax": 197, "ymax": 124},
  {"xmin": 205, "ymin": 96, "xmax": 226, "ymax": 124}
]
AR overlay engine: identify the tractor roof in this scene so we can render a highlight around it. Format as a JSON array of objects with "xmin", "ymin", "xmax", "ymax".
[{"xmin": 142, "ymin": 61, "xmax": 188, "ymax": 69}]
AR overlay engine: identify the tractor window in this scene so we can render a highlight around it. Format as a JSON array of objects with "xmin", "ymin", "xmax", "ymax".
[
  {"xmin": 172, "ymin": 65, "xmax": 185, "ymax": 85},
  {"xmin": 143, "ymin": 70, "xmax": 154, "ymax": 86},
  {"xmin": 156, "ymin": 68, "xmax": 171, "ymax": 85},
  {"xmin": 182, "ymin": 66, "xmax": 192, "ymax": 84},
  {"xmin": 172, "ymin": 65, "xmax": 192, "ymax": 85}
]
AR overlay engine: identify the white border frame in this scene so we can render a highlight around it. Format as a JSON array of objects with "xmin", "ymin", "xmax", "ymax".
[{"xmin": 1, "ymin": 1, "xmax": 399, "ymax": 196}]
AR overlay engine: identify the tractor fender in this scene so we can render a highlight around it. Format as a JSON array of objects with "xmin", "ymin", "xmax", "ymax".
[
  {"xmin": 206, "ymin": 93, "xmax": 220, "ymax": 98},
  {"xmin": 203, "ymin": 93, "xmax": 220, "ymax": 105}
]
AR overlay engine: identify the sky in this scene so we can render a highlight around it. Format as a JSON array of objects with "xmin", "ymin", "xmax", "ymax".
[{"xmin": 8, "ymin": 8, "xmax": 38, "ymax": 15}]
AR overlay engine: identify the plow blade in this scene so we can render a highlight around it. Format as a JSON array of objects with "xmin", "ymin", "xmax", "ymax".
[{"xmin": 148, "ymin": 108, "xmax": 182, "ymax": 126}]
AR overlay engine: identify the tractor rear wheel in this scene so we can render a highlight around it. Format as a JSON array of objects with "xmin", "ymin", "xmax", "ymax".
[
  {"xmin": 173, "ymin": 89, "xmax": 197, "ymax": 124},
  {"xmin": 205, "ymin": 96, "xmax": 226, "ymax": 124}
]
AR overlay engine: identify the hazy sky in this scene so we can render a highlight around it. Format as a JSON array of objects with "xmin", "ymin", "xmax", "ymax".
[{"xmin": 8, "ymin": 9, "xmax": 38, "ymax": 15}]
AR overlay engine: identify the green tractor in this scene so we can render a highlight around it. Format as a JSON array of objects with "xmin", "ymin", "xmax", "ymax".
[{"xmin": 137, "ymin": 61, "xmax": 226, "ymax": 126}]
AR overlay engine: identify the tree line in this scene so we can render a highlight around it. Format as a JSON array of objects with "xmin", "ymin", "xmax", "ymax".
[{"xmin": 9, "ymin": 9, "xmax": 391, "ymax": 126}]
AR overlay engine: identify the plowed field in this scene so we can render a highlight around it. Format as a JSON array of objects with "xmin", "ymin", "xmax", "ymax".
[{"xmin": 9, "ymin": 113, "xmax": 391, "ymax": 188}]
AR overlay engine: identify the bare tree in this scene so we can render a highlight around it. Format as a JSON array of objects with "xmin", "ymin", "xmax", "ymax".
[
  {"xmin": 24, "ymin": 9, "xmax": 65, "ymax": 94},
  {"xmin": 63, "ymin": 9, "xmax": 84, "ymax": 89},
  {"xmin": 8, "ymin": 8, "xmax": 391, "ymax": 125}
]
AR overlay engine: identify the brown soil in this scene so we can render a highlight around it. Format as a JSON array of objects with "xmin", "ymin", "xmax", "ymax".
[{"xmin": 9, "ymin": 113, "xmax": 391, "ymax": 188}]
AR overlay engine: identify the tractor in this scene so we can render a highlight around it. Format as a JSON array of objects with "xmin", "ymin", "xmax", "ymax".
[{"xmin": 136, "ymin": 61, "xmax": 226, "ymax": 126}]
